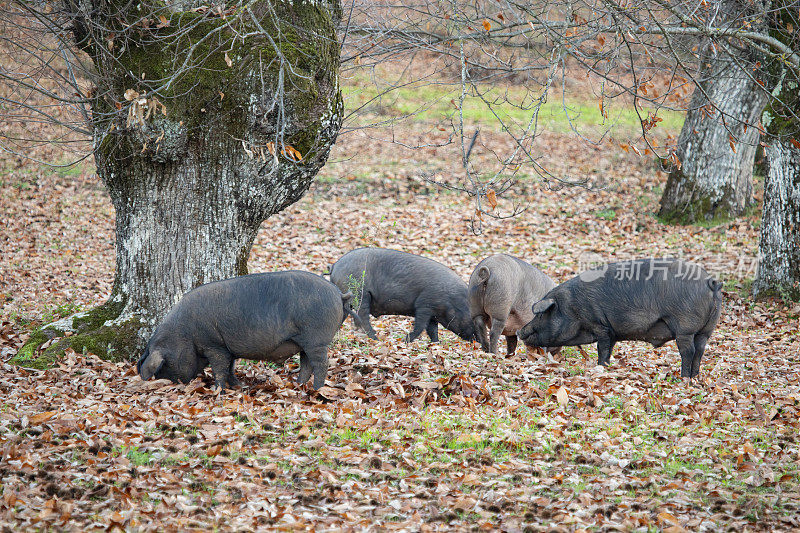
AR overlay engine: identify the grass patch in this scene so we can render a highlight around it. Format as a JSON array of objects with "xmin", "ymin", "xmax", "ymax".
[
  {"xmin": 126, "ymin": 447, "xmax": 157, "ymax": 466},
  {"xmin": 596, "ymin": 208, "xmax": 616, "ymax": 220},
  {"xmin": 343, "ymin": 82, "xmax": 684, "ymax": 137}
]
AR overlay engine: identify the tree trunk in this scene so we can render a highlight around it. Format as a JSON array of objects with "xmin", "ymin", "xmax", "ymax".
[
  {"xmin": 14, "ymin": 1, "xmax": 343, "ymax": 367},
  {"xmin": 752, "ymin": 5, "xmax": 800, "ymax": 301},
  {"xmin": 658, "ymin": 49, "xmax": 767, "ymax": 223},
  {"xmin": 752, "ymin": 142, "xmax": 800, "ymax": 300}
]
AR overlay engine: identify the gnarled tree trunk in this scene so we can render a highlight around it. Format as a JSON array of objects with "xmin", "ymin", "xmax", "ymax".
[
  {"xmin": 659, "ymin": 47, "xmax": 767, "ymax": 223},
  {"xmin": 14, "ymin": 1, "xmax": 343, "ymax": 367}
]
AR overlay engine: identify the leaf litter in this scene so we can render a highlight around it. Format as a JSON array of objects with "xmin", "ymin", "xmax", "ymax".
[{"xmin": 2, "ymin": 102, "xmax": 800, "ymax": 531}]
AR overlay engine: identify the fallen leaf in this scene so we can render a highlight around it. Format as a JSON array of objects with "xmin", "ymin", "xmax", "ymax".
[
  {"xmin": 556, "ymin": 386, "xmax": 568, "ymax": 406},
  {"xmin": 29, "ymin": 411, "xmax": 58, "ymax": 425}
]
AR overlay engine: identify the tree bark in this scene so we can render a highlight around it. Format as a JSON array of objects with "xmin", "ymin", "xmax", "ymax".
[
  {"xmin": 751, "ymin": 5, "xmax": 800, "ymax": 301},
  {"xmin": 752, "ymin": 141, "xmax": 800, "ymax": 299},
  {"xmin": 14, "ymin": 1, "xmax": 343, "ymax": 367},
  {"xmin": 659, "ymin": 46, "xmax": 767, "ymax": 223}
]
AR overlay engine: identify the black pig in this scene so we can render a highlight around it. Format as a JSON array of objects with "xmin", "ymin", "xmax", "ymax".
[
  {"xmin": 137, "ymin": 271, "xmax": 358, "ymax": 390},
  {"xmin": 517, "ymin": 258, "xmax": 722, "ymax": 378},
  {"xmin": 329, "ymin": 247, "xmax": 475, "ymax": 343}
]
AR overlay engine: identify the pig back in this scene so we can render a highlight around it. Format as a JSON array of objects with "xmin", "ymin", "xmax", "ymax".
[
  {"xmin": 568, "ymin": 258, "xmax": 720, "ymax": 337},
  {"xmin": 469, "ymin": 254, "xmax": 555, "ymax": 319},
  {"xmin": 332, "ymin": 248, "xmax": 467, "ymax": 312},
  {"xmin": 177, "ymin": 271, "xmax": 344, "ymax": 357}
]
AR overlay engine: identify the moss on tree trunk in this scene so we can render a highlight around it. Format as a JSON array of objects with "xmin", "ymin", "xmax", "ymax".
[
  {"xmin": 13, "ymin": 299, "xmax": 142, "ymax": 369},
  {"xmin": 13, "ymin": 1, "xmax": 343, "ymax": 368}
]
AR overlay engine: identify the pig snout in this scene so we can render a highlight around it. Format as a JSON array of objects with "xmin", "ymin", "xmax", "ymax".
[
  {"xmin": 459, "ymin": 322, "xmax": 476, "ymax": 342},
  {"xmin": 517, "ymin": 324, "xmax": 534, "ymax": 344}
]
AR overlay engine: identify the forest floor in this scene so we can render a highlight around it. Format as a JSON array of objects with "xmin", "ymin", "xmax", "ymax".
[{"xmin": 2, "ymin": 65, "xmax": 800, "ymax": 531}]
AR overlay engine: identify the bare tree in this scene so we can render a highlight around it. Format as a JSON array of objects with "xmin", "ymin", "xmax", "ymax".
[
  {"xmin": 4, "ymin": 1, "xmax": 343, "ymax": 365},
  {"xmin": 658, "ymin": 0, "xmax": 768, "ymax": 223},
  {"xmin": 341, "ymin": 0, "xmax": 800, "ymax": 298}
]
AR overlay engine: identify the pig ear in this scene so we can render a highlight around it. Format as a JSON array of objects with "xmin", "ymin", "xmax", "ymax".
[
  {"xmin": 139, "ymin": 350, "xmax": 165, "ymax": 380},
  {"xmin": 532, "ymin": 298, "xmax": 555, "ymax": 314}
]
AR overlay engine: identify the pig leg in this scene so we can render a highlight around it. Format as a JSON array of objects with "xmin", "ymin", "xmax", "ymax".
[
  {"xmin": 488, "ymin": 317, "xmax": 506, "ymax": 354},
  {"xmin": 357, "ymin": 293, "xmax": 379, "ymax": 340},
  {"xmin": 405, "ymin": 307, "xmax": 433, "ymax": 343},
  {"xmin": 425, "ymin": 319, "xmax": 440, "ymax": 343},
  {"xmin": 675, "ymin": 334, "xmax": 696, "ymax": 378},
  {"xmin": 505, "ymin": 335, "xmax": 518, "ymax": 356},
  {"xmin": 308, "ymin": 347, "xmax": 329, "ymax": 389},
  {"xmin": 690, "ymin": 334, "xmax": 709, "ymax": 378},
  {"xmin": 203, "ymin": 347, "xmax": 234, "ymax": 390},
  {"xmin": 296, "ymin": 346, "xmax": 329, "ymax": 390},
  {"xmin": 297, "ymin": 351, "xmax": 312, "ymax": 386},
  {"xmin": 596, "ymin": 335, "xmax": 615, "ymax": 366},
  {"xmin": 473, "ymin": 315, "xmax": 490, "ymax": 352},
  {"xmin": 226, "ymin": 358, "xmax": 241, "ymax": 388}
]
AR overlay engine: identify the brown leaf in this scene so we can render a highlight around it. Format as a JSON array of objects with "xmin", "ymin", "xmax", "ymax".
[
  {"xmin": 482, "ymin": 19, "xmax": 491, "ymax": 32},
  {"xmin": 282, "ymin": 144, "xmax": 303, "ymax": 162},
  {"xmin": 206, "ymin": 444, "xmax": 224, "ymax": 457},
  {"xmin": 317, "ymin": 385, "xmax": 346, "ymax": 400},
  {"xmin": 29, "ymin": 410, "xmax": 58, "ymax": 425},
  {"xmin": 657, "ymin": 511, "xmax": 681, "ymax": 526},
  {"xmin": 411, "ymin": 381, "xmax": 442, "ymax": 390},
  {"xmin": 486, "ymin": 189, "xmax": 498, "ymax": 209}
]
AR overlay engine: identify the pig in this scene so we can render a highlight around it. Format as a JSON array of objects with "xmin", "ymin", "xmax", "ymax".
[
  {"xmin": 517, "ymin": 258, "xmax": 723, "ymax": 378},
  {"xmin": 329, "ymin": 247, "xmax": 475, "ymax": 343},
  {"xmin": 468, "ymin": 254, "xmax": 557, "ymax": 356},
  {"xmin": 137, "ymin": 270, "xmax": 360, "ymax": 390}
]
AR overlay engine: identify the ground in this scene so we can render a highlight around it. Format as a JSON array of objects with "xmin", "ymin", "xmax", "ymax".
[{"xmin": 1, "ymin": 68, "xmax": 800, "ymax": 531}]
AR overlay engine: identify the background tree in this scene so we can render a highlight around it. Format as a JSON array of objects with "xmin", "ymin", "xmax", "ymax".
[
  {"xmin": 342, "ymin": 0, "xmax": 800, "ymax": 299},
  {"xmin": 658, "ymin": 0, "xmax": 768, "ymax": 223},
  {"xmin": 752, "ymin": 7, "xmax": 800, "ymax": 299},
  {"xmin": 4, "ymin": 1, "xmax": 343, "ymax": 365}
]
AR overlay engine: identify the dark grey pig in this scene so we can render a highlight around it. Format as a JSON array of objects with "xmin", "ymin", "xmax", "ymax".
[
  {"xmin": 517, "ymin": 258, "xmax": 723, "ymax": 378},
  {"xmin": 468, "ymin": 254, "xmax": 557, "ymax": 355},
  {"xmin": 329, "ymin": 248, "xmax": 475, "ymax": 343},
  {"xmin": 137, "ymin": 271, "xmax": 359, "ymax": 390}
]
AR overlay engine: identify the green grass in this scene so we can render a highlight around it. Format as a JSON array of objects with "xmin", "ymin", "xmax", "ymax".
[
  {"xmin": 596, "ymin": 208, "xmax": 617, "ymax": 220},
  {"xmin": 126, "ymin": 447, "xmax": 157, "ymax": 466},
  {"xmin": 41, "ymin": 302, "xmax": 82, "ymax": 323},
  {"xmin": 53, "ymin": 162, "xmax": 85, "ymax": 178},
  {"xmin": 343, "ymin": 82, "xmax": 684, "ymax": 137}
]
